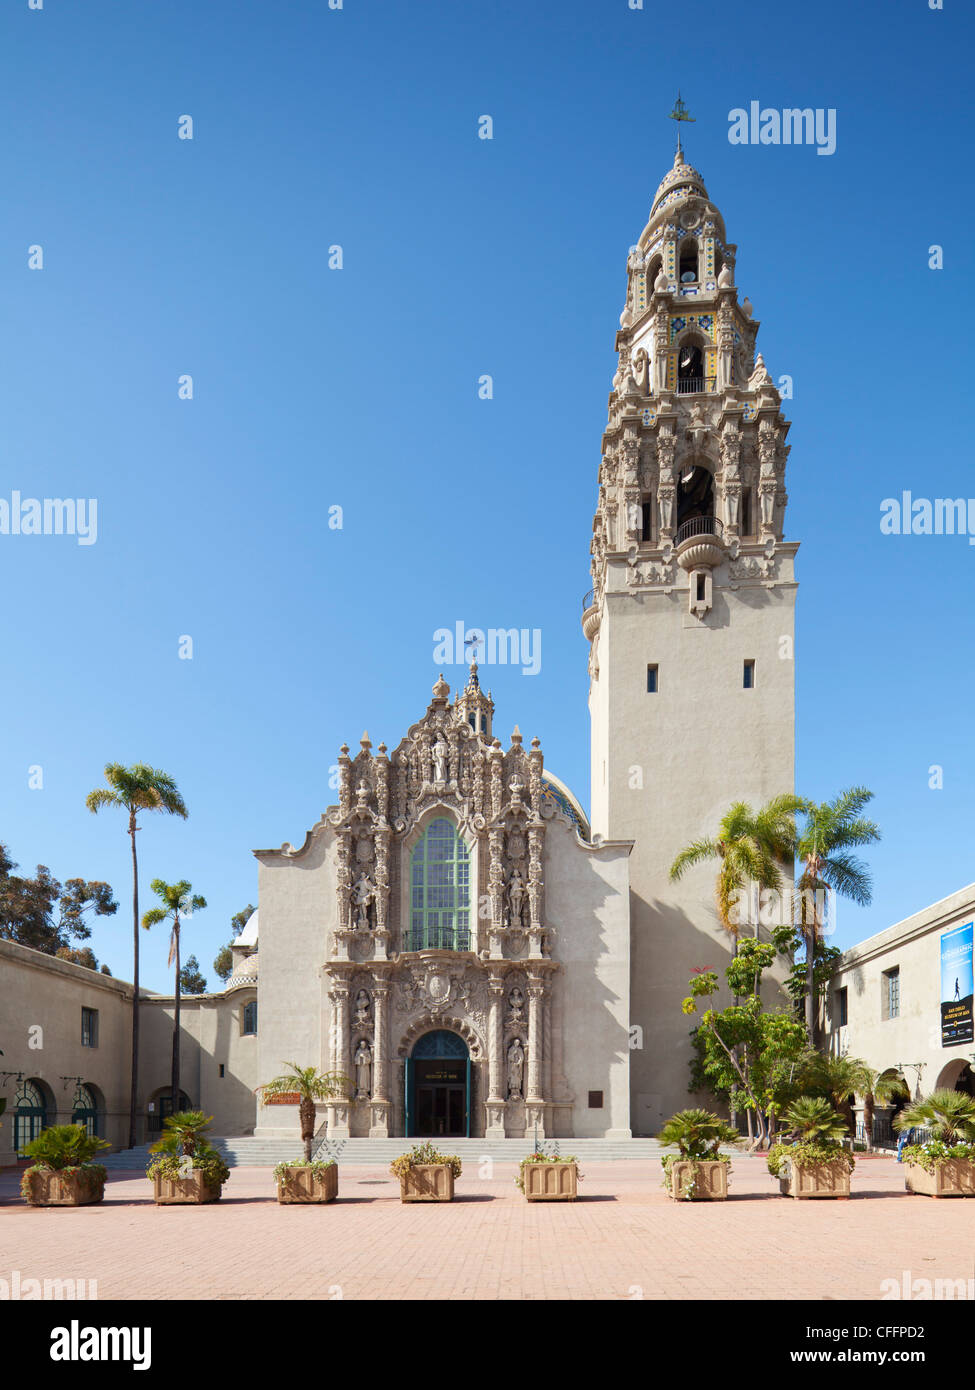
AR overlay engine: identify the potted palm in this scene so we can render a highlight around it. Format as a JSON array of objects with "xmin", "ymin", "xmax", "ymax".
[
  {"xmin": 256, "ymin": 1063, "xmax": 350, "ymax": 1203},
  {"xmin": 767, "ymin": 1096, "xmax": 854, "ymax": 1198},
  {"xmin": 516, "ymin": 1151, "xmax": 581, "ymax": 1201},
  {"xmin": 658, "ymin": 1109, "xmax": 739, "ymax": 1201},
  {"xmin": 896, "ymin": 1090, "xmax": 975, "ymax": 1197},
  {"xmin": 390, "ymin": 1141, "xmax": 461, "ymax": 1202},
  {"xmin": 20, "ymin": 1124, "xmax": 110, "ymax": 1207},
  {"xmin": 147, "ymin": 1111, "xmax": 230, "ymax": 1204}
]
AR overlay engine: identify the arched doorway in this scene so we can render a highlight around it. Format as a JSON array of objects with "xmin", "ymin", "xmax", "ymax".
[
  {"xmin": 405, "ymin": 1030, "xmax": 470, "ymax": 1139},
  {"xmin": 936, "ymin": 1059, "xmax": 975, "ymax": 1096},
  {"xmin": 71, "ymin": 1083, "xmax": 101, "ymax": 1138}
]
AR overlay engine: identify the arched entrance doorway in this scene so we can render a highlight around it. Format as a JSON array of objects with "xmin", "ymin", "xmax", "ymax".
[
  {"xmin": 405, "ymin": 1030, "xmax": 470, "ymax": 1139},
  {"xmin": 936, "ymin": 1059, "xmax": 975, "ymax": 1096}
]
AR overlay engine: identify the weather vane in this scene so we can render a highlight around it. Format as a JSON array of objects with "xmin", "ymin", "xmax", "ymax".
[{"xmin": 668, "ymin": 92, "xmax": 695, "ymax": 157}]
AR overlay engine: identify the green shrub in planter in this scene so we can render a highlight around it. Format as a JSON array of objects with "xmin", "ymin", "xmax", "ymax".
[
  {"xmin": 20, "ymin": 1124, "xmax": 110, "ymax": 1206},
  {"xmin": 389, "ymin": 1141, "xmax": 462, "ymax": 1181},
  {"xmin": 146, "ymin": 1110, "xmax": 230, "ymax": 1191},
  {"xmin": 658, "ymin": 1109, "xmax": 738, "ymax": 1199}
]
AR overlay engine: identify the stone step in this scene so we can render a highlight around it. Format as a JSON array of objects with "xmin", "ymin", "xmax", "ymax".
[{"xmin": 102, "ymin": 1136, "xmax": 672, "ymax": 1167}]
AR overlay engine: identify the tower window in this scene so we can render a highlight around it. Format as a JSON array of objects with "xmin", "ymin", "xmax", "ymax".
[
  {"xmin": 743, "ymin": 660, "xmax": 755, "ymax": 689},
  {"xmin": 242, "ymin": 1001, "xmax": 258, "ymax": 1035},
  {"xmin": 696, "ymin": 573, "xmax": 706, "ymax": 602},
  {"xmin": 641, "ymin": 500, "xmax": 653, "ymax": 541},
  {"xmin": 740, "ymin": 489, "xmax": 753, "ymax": 536},
  {"xmin": 646, "ymin": 664, "xmax": 658, "ymax": 693},
  {"xmin": 678, "ymin": 239, "xmax": 697, "ymax": 283}
]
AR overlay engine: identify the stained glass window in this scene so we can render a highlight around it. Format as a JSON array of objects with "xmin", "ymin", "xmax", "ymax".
[{"xmin": 409, "ymin": 817, "xmax": 470, "ymax": 952}]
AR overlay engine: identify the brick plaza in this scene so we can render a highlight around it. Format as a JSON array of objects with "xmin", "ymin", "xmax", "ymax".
[{"xmin": 2, "ymin": 1156, "xmax": 972, "ymax": 1301}]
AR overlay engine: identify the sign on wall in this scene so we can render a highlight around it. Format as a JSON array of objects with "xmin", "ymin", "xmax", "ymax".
[{"xmin": 940, "ymin": 922, "xmax": 974, "ymax": 1047}]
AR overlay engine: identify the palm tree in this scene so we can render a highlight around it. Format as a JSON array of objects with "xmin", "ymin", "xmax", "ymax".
[
  {"xmin": 86, "ymin": 764, "xmax": 188, "ymax": 1147},
  {"xmin": 864, "ymin": 1069, "xmax": 908, "ymax": 1147},
  {"xmin": 142, "ymin": 879, "xmax": 206, "ymax": 1125},
  {"xmin": 894, "ymin": 1090, "xmax": 975, "ymax": 1145},
  {"xmin": 795, "ymin": 788, "xmax": 880, "ymax": 1045},
  {"xmin": 658, "ymin": 1108, "xmax": 740, "ymax": 1158},
  {"xmin": 781, "ymin": 1095, "xmax": 849, "ymax": 1146},
  {"xmin": 669, "ymin": 794, "xmax": 801, "ymax": 948},
  {"xmin": 800, "ymin": 1053, "xmax": 875, "ymax": 1134},
  {"xmin": 256, "ymin": 1064, "xmax": 350, "ymax": 1160}
]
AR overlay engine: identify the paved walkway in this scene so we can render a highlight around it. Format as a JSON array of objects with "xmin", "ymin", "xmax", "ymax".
[{"xmin": 2, "ymin": 1156, "xmax": 972, "ymax": 1300}]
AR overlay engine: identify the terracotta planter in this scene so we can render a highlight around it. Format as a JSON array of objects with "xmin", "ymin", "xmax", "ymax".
[
  {"xmin": 778, "ymin": 1159, "xmax": 851, "ymax": 1199},
  {"xmin": 667, "ymin": 1159, "xmax": 729, "ymax": 1201},
  {"xmin": 905, "ymin": 1160, "xmax": 975, "ymax": 1197},
  {"xmin": 522, "ymin": 1161, "xmax": 578, "ymax": 1201},
  {"xmin": 276, "ymin": 1165, "xmax": 338, "ymax": 1204},
  {"xmin": 22, "ymin": 1168, "xmax": 105, "ymax": 1207},
  {"xmin": 152, "ymin": 1172, "xmax": 223, "ymax": 1205},
  {"xmin": 399, "ymin": 1164, "xmax": 454, "ymax": 1202}
]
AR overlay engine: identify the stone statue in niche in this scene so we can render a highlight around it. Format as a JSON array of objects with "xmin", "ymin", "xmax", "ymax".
[
  {"xmin": 353, "ymin": 1040, "xmax": 372, "ymax": 1100},
  {"xmin": 353, "ymin": 989, "xmax": 371, "ymax": 1026},
  {"xmin": 432, "ymin": 735, "xmax": 449, "ymax": 783},
  {"xmin": 506, "ymin": 867, "xmax": 527, "ymax": 931},
  {"xmin": 506, "ymin": 986, "xmax": 525, "ymax": 1024},
  {"xmin": 352, "ymin": 871, "xmax": 377, "ymax": 930},
  {"xmin": 506, "ymin": 1039, "xmax": 525, "ymax": 1100}
]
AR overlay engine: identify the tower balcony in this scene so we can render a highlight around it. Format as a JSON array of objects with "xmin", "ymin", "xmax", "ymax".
[
  {"xmin": 581, "ymin": 588, "xmax": 600, "ymax": 642},
  {"xmin": 676, "ymin": 375, "xmax": 717, "ymax": 395},
  {"xmin": 675, "ymin": 515, "xmax": 724, "ymax": 570}
]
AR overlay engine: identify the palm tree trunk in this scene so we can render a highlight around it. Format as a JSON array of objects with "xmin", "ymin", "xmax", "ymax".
[
  {"xmin": 300, "ymin": 1097, "xmax": 315, "ymax": 1161},
  {"xmin": 128, "ymin": 814, "xmax": 139, "ymax": 1150},
  {"xmin": 172, "ymin": 919, "xmax": 181, "ymax": 1115},
  {"xmin": 804, "ymin": 902, "xmax": 818, "ymax": 1046}
]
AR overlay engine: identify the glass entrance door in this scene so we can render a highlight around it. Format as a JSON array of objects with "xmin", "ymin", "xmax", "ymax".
[{"xmin": 416, "ymin": 1082, "xmax": 466, "ymax": 1137}]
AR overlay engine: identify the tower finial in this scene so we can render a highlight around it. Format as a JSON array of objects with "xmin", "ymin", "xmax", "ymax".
[{"xmin": 668, "ymin": 91, "xmax": 696, "ymax": 159}]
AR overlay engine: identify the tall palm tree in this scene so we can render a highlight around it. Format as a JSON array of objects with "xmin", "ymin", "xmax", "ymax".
[
  {"xmin": 669, "ymin": 794, "xmax": 801, "ymax": 948},
  {"xmin": 795, "ymin": 788, "xmax": 880, "ymax": 1045},
  {"xmin": 142, "ymin": 879, "xmax": 206, "ymax": 1123},
  {"xmin": 86, "ymin": 764, "xmax": 188, "ymax": 1148},
  {"xmin": 256, "ymin": 1064, "xmax": 350, "ymax": 1160}
]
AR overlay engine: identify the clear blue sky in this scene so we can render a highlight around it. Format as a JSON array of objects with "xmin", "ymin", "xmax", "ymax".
[{"xmin": 1, "ymin": 0, "xmax": 972, "ymax": 990}]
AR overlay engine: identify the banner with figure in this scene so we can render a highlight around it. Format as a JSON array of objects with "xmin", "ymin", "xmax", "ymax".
[{"xmin": 941, "ymin": 922, "xmax": 974, "ymax": 1046}]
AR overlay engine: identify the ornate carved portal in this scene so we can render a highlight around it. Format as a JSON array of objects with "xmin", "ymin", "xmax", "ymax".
[{"xmin": 321, "ymin": 675, "xmax": 565, "ymax": 1139}]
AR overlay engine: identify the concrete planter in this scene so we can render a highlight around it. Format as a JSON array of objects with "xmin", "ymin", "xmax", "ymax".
[
  {"xmin": 22, "ymin": 1168, "xmax": 105, "ymax": 1207},
  {"xmin": 152, "ymin": 1172, "xmax": 223, "ymax": 1205},
  {"xmin": 523, "ymin": 1161, "xmax": 578, "ymax": 1201},
  {"xmin": 399, "ymin": 1164, "xmax": 454, "ymax": 1202},
  {"xmin": 276, "ymin": 1165, "xmax": 338, "ymax": 1204},
  {"xmin": 905, "ymin": 1160, "xmax": 975, "ymax": 1197},
  {"xmin": 778, "ymin": 1159, "xmax": 851, "ymax": 1199},
  {"xmin": 667, "ymin": 1159, "xmax": 729, "ymax": 1201}
]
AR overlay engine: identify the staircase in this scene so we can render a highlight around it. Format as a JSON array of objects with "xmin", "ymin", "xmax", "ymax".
[{"xmin": 101, "ymin": 1136, "xmax": 669, "ymax": 1169}]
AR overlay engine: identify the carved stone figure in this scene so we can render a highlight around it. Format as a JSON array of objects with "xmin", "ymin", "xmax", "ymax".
[
  {"xmin": 506, "ymin": 986, "xmax": 525, "ymax": 1023},
  {"xmin": 352, "ymin": 872, "xmax": 376, "ymax": 930},
  {"xmin": 354, "ymin": 1040, "xmax": 372, "ymax": 1100},
  {"xmin": 506, "ymin": 868, "xmax": 527, "ymax": 931},
  {"xmin": 432, "ymin": 735, "xmax": 448, "ymax": 783},
  {"xmin": 507, "ymin": 1038, "xmax": 525, "ymax": 1099},
  {"xmin": 353, "ymin": 989, "xmax": 371, "ymax": 1025}
]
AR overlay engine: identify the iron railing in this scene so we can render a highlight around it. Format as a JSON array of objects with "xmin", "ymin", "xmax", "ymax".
[
  {"xmin": 582, "ymin": 589, "xmax": 595, "ymax": 613},
  {"xmin": 677, "ymin": 375, "xmax": 717, "ymax": 394},
  {"xmin": 675, "ymin": 515, "xmax": 723, "ymax": 547}
]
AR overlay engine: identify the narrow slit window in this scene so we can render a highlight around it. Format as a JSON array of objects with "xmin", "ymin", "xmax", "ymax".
[
  {"xmin": 646, "ymin": 664, "xmax": 658, "ymax": 693},
  {"xmin": 696, "ymin": 573, "xmax": 706, "ymax": 602},
  {"xmin": 743, "ymin": 659, "xmax": 755, "ymax": 689}
]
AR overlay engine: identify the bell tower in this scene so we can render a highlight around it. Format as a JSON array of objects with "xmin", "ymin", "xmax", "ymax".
[{"xmin": 583, "ymin": 144, "xmax": 798, "ymax": 1133}]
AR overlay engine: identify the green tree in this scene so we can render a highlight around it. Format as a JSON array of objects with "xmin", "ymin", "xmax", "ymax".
[
  {"xmin": 800, "ymin": 1053, "xmax": 875, "ymax": 1134},
  {"xmin": 142, "ymin": 879, "xmax": 206, "ymax": 1122},
  {"xmin": 683, "ymin": 936, "xmax": 808, "ymax": 1147},
  {"xmin": 86, "ymin": 764, "xmax": 188, "ymax": 1148},
  {"xmin": 179, "ymin": 954, "xmax": 207, "ymax": 995},
  {"xmin": 669, "ymin": 795, "xmax": 800, "ymax": 948},
  {"xmin": 0, "ymin": 844, "xmax": 117, "ymax": 957},
  {"xmin": 795, "ymin": 788, "xmax": 880, "ymax": 1045},
  {"xmin": 256, "ymin": 1064, "xmax": 350, "ymax": 1161}
]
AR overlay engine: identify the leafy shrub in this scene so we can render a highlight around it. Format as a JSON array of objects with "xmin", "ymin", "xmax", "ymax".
[
  {"xmin": 389, "ymin": 1142, "xmax": 462, "ymax": 1180},
  {"xmin": 273, "ymin": 1158, "xmax": 337, "ymax": 1184},
  {"xmin": 766, "ymin": 1096, "xmax": 854, "ymax": 1176},
  {"xmin": 19, "ymin": 1124, "xmax": 110, "ymax": 1203},
  {"xmin": 658, "ymin": 1109, "xmax": 740, "ymax": 1158},
  {"xmin": 895, "ymin": 1090, "xmax": 975, "ymax": 1145},
  {"xmin": 515, "ymin": 1151, "xmax": 580, "ymax": 1191},
  {"xmin": 767, "ymin": 1141, "xmax": 855, "ymax": 1177},
  {"xmin": 900, "ymin": 1139, "xmax": 975, "ymax": 1173},
  {"xmin": 146, "ymin": 1109, "xmax": 229, "ymax": 1188}
]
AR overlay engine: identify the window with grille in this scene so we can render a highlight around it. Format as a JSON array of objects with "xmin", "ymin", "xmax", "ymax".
[
  {"xmin": 81, "ymin": 1007, "xmax": 98, "ymax": 1047},
  {"xmin": 410, "ymin": 817, "xmax": 471, "ymax": 951},
  {"xmin": 14, "ymin": 1080, "xmax": 47, "ymax": 1155},
  {"xmin": 884, "ymin": 967, "xmax": 900, "ymax": 1020},
  {"xmin": 242, "ymin": 1000, "xmax": 258, "ymax": 1035},
  {"xmin": 72, "ymin": 1084, "xmax": 99, "ymax": 1137}
]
